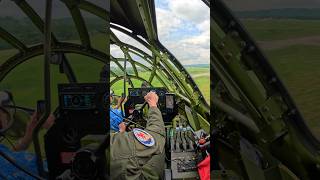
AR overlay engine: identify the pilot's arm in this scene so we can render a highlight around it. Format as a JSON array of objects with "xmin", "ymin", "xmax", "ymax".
[
  {"xmin": 118, "ymin": 92, "xmax": 165, "ymax": 135},
  {"xmin": 110, "ymin": 92, "xmax": 165, "ymax": 179},
  {"xmin": 14, "ymin": 113, "xmax": 55, "ymax": 151},
  {"xmin": 144, "ymin": 92, "xmax": 165, "ymax": 136}
]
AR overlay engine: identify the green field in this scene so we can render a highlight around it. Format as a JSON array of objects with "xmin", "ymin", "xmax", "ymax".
[
  {"xmin": 243, "ymin": 19, "xmax": 320, "ymax": 41},
  {"xmin": 241, "ymin": 19, "xmax": 320, "ymax": 139},
  {"xmin": 110, "ymin": 67, "xmax": 210, "ymax": 103}
]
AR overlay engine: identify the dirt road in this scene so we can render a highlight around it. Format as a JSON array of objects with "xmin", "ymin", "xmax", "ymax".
[
  {"xmin": 258, "ymin": 35, "xmax": 320, "ymax": 50},
  {"xmin": 191, "ymin": 73, "xmax": 210, "ymax": 78}
]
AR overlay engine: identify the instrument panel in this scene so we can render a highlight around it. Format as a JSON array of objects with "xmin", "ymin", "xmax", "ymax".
[
  {"xmin": 45, "ymin": 83, "xmax": 108, "ymax": 179},
  {"xmin": 62, "ymin": 94, "xmax": 96, "ymax": 109},
  {"xmin": 129, "ymin": 87, "xmax": 167, "ymax": 97},
  {"xmin": 58, "ymin": 83, "xmax": 108, "ymax": 134},
  {"xmin": 125, "ymin": 87, "xmax": 177, "ymax": 122}
]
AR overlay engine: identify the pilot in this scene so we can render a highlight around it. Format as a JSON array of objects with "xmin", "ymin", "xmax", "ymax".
[
  {"xmin": 109, "ymin": 90, "xmax": 126, "ymax": 132},
  {"xmin": 110, "ymin": 91, "xmax": 165, "ymax": 180}
]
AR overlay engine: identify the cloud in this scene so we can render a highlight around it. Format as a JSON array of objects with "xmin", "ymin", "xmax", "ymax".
[
  {"xmin": 168, "ymin": 0, "xmax": 209, "ymax": 23},
  {"xmin": 156, "ymin": 0, "xmax": 210, "ymax": 65},
  {"xmin": 110, "ymin": 44, "xmax": 123, "ymax": 58},
  {"xmin": 155, "ymin": 8, "xmax": 182, "ymax": 38},
  {"xmin": 164, "ymin": 30, "xmax": 210, "ymax": 65},
  {"xmin": 110, "ymin": 0, "xmax": 210, "ymax": 65}
]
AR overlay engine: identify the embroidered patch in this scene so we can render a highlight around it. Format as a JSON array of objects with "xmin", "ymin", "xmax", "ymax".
[{"xmin": 133, "ymin": 128, "xmax": 155, "ymax": 147}]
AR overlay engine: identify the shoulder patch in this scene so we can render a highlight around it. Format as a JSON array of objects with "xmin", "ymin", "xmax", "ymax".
[{"xmin": 133, "ymin": 128, "xmax": 155, "ymax": 147}]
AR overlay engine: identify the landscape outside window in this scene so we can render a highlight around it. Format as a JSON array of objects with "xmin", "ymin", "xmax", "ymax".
[
  {"xmin": 224, "ymin": 0, "xmax": 320, "ymax": 139},
  {"xmin": 110, "ymin": 0, "xmax": 209, "ymax": 103},
  {"xmin": 156, "ymin": 0, "xmax": 210, "ymax": 103}
]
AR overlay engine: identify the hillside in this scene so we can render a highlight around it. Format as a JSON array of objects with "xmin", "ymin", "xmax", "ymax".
[
  {"xmin": 236, "ymin": 8, "xmax": 320, "ymax": 19},
  {"xmin": 238, "ymin": 18, "xmax": 320, "ymax": 139},
  {"xmin": 0, "ymin": 17, "xmax": 105, "ymax": 49}
]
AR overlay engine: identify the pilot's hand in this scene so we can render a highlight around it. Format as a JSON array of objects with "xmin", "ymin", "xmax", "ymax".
[
  {"xmin": 25, "ymin": 112, "xmax": 38, "ymax": 139},
  {"xmin": 15, "ymin": 112, "xmax": 55, "ymax": 151},
  {"xmin": 144, "ymin": 91, "xmax": 158, "ymax": 108},
  {"xmin": 115, "ymin": 96, "xmax": 127, "ymax": 109},
  {"xmin": 15, "ymin": 112, "xmax": 37, "ymax": 151},
  {"xmin": 118, "ymin": 96, "xmax": 127, "ymax": 104},
  {"xmin": 43, "ymin": 114, "xmax": 55, "ymax": 129}
]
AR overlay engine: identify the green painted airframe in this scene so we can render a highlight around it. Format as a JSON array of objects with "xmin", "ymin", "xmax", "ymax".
[
  {"xmin": 212, "ymin": 0, "xmax": 320, "ymax": 179},
  {"xmin": 0, "ymin": 0, "xmax": 210, "ymax": 179},
  {"xmin": 6, "ymin": 0, "xmax": 318, "ymax": 179}
]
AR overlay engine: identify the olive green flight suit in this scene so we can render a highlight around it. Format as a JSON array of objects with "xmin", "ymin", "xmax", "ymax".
[{"xmin": 110, "ymin": 107, "xmax": 166, "ymax": 180}]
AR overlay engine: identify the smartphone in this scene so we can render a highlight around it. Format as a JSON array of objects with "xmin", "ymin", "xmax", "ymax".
[{"xmin": 37, "ymin": 100, "xmax": 46, "ymax": 119}]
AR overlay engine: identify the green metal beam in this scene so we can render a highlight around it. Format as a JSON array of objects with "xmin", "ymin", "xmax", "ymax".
[
  {"xmin": 0, "ymin": 27, "xmax": 27, "ymax": 52},
  {"xmin": 148, "ymin": 55, "xmax": 158, "ymax": 84},
  {"xmin": 110, "ymin": 56, "xmax": 135, "ymax": 87},
  {"xmin": 62, "ymin": 0, "xmax": 91, "ymax": 48},
  {"xmin": 78, "ymin": 0, "xmax": 107, "ymax": 20},
  {"xmin": 213, "ymin": 0, "xmax": 320, "ymax": 178},
  {"xmin": 110, "ymin": 24, "xmax": 152, "ymax": 49},
  {"xmin": 0, "ymin": 42, "xmax": 106, "ymax": 81},
  {"xmin": 111, "ymin": 75, "xmax": 152, "ymax": 87},
  {"xmin": 14, "ymin": 0, "xmax": 57, "ymax": 43},
  {"xmin": 121, "ymin": 47, "xmax": 139, "ymax": 77},
  {"xmin": 135, "ymin": 0, "xmax": 158, "ymax": 43},
  {"xmin": 12, "ymin": 0, "xmax": 80, "ymax": 83},
  {"xmin": 111, "ymin": 58, "xmax": 169, "ymax": 90},
  {"xmin": 110, "ymin": 24, "xmax": 209, "ymax": 112}
]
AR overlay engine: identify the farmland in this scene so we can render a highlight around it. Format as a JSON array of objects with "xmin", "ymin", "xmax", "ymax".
[{"xmin": 241, "ymin": 18, "xmax": 320, "ymax": 138}]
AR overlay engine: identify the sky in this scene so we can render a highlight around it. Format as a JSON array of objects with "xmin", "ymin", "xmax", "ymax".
[
  {"xmin": 111, "ymin": 0, "xmax": 210, "ymax": 65},
  {"xmin": 155, "ymin": 0, "xmax": 210, "ymax": 65}
]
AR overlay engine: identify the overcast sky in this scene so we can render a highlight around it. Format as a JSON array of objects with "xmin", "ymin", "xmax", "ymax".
[
  {"xmin": 155, "ymin": 0, "xmax": 209, "ymax": 65},
  {"xmin": 112, "ymin": 0, "xmax": 209, "ymax": 65},
  {"xmin": 223, "ymin": 0, "xmax": 320, "ymax": 11}
]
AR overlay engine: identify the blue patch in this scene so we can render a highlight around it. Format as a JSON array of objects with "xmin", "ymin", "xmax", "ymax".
[{"xmin": 133, "ymin": 128, "xmax": 155, "ymax": 147}]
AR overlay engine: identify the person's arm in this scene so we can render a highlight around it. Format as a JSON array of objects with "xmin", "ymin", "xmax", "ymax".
[
  {"xmin": 14, "ymin": 113, "xmax": 55, "ymax": 151},
  {"xmin": 14, "ymin": 136, "xmax": 32, "ymax": 151},
  {"xmin": 114, "ymin": 97, "xmax": 126, "ymax": 109},
  {"xmin": 14, "ymin": 112, "xmax": 37, "ymax": 151},
  {"xmin": 144, "ymin": 92, "xmax": 165, "ymax": 136}
]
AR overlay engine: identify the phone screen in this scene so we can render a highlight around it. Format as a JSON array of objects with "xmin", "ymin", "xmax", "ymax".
[{"xmin": 37, "ymin": 100, "xmax": 46, "ymax": 118}]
